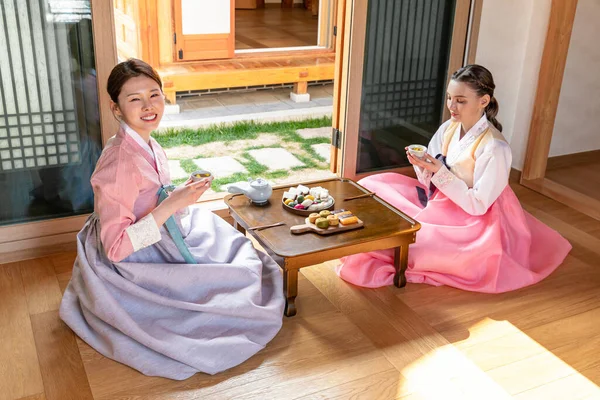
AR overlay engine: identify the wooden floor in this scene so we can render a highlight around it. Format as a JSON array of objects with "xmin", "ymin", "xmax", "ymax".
[
  {"xmin": 2, "ymin": 182, "xmax": 600, "ymax": 399},
  {"xmin": 546, "ymin": 159, "xmax": 600, "ymax": 201},
  {"xmin": 236, "ymin": 7, "xmax": 318, "ymax": 50}
]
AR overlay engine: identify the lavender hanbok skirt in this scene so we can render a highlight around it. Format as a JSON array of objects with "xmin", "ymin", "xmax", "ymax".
[{"xmin": 60, "ymin": 207, "xmax": 284, "ymax": 380}]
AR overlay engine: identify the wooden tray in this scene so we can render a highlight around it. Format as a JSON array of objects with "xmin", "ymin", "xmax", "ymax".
[{"xmin": 290, "ymin": 217, "xmax": 364, "ymax": 235}]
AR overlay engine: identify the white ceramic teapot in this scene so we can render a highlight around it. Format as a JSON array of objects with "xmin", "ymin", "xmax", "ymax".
[{"xmin": 227, "ymin": 178, "xmax": 273, "ymax": 206}]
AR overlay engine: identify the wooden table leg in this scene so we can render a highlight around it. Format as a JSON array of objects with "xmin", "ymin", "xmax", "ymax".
[
  {"xmin": 233, "ymin": 220, "xmax": 246, "ymax": 236},
  {"xmin": 393, "ymin": 245, "xmax": 409, "ymax": 288},
  {"xmin": 283, "ymin": 268, "xmax": 298, "ymax": 317}
]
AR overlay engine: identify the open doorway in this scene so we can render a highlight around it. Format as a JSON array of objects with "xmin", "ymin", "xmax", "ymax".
[{"xmin": 235, "ymin": 0, "xmax": 333, "ymax": 52}]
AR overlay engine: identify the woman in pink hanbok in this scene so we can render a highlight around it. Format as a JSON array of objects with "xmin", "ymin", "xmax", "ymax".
[
  {"xmin": 59, "ymin": 59, "xmax": 284, "ymax": 380},
  {"xmin": 336, "ymin": 64, "xmax": 571, "ymax": 293}
]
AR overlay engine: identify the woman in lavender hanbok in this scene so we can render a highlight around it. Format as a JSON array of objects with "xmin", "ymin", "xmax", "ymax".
[
  {"xmin": 336, "ymin": 65, "xmax": 571, "ymax": 293},
  {"xmin": 59, "ymin": 59, "xmax": 284, "ymax": 380}
]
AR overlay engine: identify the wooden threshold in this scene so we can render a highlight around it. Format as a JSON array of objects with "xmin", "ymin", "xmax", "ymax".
[
  {"xmin": 0, "ymin": 203, "xmax": 232, "ymax": 264},
  {"xmin": 158, "ymin": 53, "xmax": 335, "ymax": 104},
  {"xmin": 520, "ymin": 177, "xmax": 600, "ymax": 221}
]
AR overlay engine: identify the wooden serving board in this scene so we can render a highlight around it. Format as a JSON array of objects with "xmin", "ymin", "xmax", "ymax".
[{"xmin": 290, "ymin": 217, "xmax": 364, "ymax": 235}]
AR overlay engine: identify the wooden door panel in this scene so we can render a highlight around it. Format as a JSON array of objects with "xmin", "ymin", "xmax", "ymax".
[
  {"xmin": 336, "ymin": 0, "xmax": 472, "ymax": 181},
  {"xmin": 114, "ymin": 0, "xmax": 141, "ymax": 60},
  {"xmin": 174, "ymin": 0, "xmax": 235, "ymax": 61}
]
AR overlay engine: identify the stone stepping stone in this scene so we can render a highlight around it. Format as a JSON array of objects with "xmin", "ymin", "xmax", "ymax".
[
  {"xmin": 168, "ymin": 160, "xmax": 189, "ymax": 180},
  {"xmin": 311, "ymin": 143, "xmax": 331, "ymax": 163},
  {"xmin": 193, "ymin": 156, "xmax": 247, "ymax": 179},
  {"xmin": 296, "ymin": 127, "xmax": 331, "ymax": 140},
  {"xmin": 248, "ymin": 148, "xmax": 304, "ymax": 170}
]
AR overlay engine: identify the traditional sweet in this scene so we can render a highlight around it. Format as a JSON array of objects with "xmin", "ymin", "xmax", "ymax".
[
  {"xmin": 283, "ymin": 190, "xmax": 296, "ymax": 201},
  {"xmin": 309, "ymin": 186, "xmax": 323, "ymax": 197},
  {"xmin": 326, "ymin": 215, "xmax": 339, "ymax": 226},
  {"xmin": 339, "ymin": 214, "xmax": 359, "ymax": 225},
  {"xmin": 294, "ymin": 204, "xmax": 305, "ymax": 210},
  {"xmin": 297, "ymin": 184, "xmax": 309, "ymax": 195},
  {"xmin": 308, "ymin": 213, "xmax": 320, "ymax": 223},
  {"xmin": 301, "ymin": 199, "xmax": 313, "ymax": 208},
  {"xmin": 319, "ymin": 210, "xmax": 331, "ymax": 217},
  {"xmin": 315, "ymin": 217, "xmax": 330, "ymax": 229},
  {"xmin": 283, "ymin": 185, "xmax": 335, "ymax": 212}
]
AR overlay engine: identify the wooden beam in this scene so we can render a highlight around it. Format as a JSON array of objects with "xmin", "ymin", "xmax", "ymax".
[
  {"xmin": 339, "ymin": 0, "xmax": 368, "ymax": 179},
  {"xmin": 91, "ymin": 0, "xmax": 120, "ymax": 145},
  {"xmin": 157, "ymin": 0, "xmax": 175, "ymax": 65},
  {"xmin": 521, "ymin": 0, "xmax": 578, "ymax": 181},
  {"xmin": 442, "ymin": 0, "xmax": 471, "ymax": 122},
  {"xmin": 330, "ymin": 0, "xmax": 346, "ymax": 173},
  {"xmin": 466, "ymin": 0, "xmax": 483, "ymax": 64}
]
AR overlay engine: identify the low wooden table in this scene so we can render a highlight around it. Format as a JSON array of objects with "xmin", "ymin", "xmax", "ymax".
[{"xmin": 224, "ymin": 178, "xmax": 421, "ymax": 317}]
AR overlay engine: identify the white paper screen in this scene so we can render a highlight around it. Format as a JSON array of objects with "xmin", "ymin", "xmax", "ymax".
[{"xmin": 182, "ymin": 0, "xmax": 230, "ymax": 35}]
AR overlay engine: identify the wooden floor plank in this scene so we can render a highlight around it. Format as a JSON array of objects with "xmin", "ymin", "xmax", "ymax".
[
  {"xmin": 48, "ymin": 252, "xmax": 76, "ymax": 276},
  {"xmin": 0, "ymin": 263, "xmax": 44, "ymax": 400},
  {"xmin": 486, "ymin": 351, "xmax": 578, "ymax": 395},
  {"xmin": 296, "ymin": 370, "xmax": 409, "ymax": 400},
  {"xmin": 14, "ymin": 394, "xmax": 46, "ymax": 400},
  {"xmin": 81, "ymin": 278, "xmax": 382, "ymax": 400},
  {"xmin": 222, "ymin": 353, "xmax": 392, "ymax": 400},
  {"xmin": 30, "ymin": 311, "xmax": 93, "ymax": 400},
  {"xmin": 101, "ymin": 330, "xmax": 380, "ymax": 400},
  {"xmin": 514, "ymin": 373, "xmax": 600, "ymax": 400},
  {"xmin": 303, "ymin": 262, "xmax": 510, "ymax": 399},
  {"xmin": 19, "ymin": 258, "xmax": 62, "ymax": 315}
]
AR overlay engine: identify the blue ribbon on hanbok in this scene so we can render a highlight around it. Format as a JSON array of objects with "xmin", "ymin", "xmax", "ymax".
[
  {"xmin": 416, "ymin": 154, "xmax": 449, "ymax": 207},
  {"xmin": 157, "ymin": 185, "xmax": 196, "ymax": 264}
]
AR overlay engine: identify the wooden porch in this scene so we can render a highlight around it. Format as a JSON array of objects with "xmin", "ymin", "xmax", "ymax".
[{"xmin": 159, "ymin": 53, "xmax": 336, "ymax": 104}]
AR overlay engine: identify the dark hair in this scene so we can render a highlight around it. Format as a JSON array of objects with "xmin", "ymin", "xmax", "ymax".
[
  {"xmin": 107, "ymin": 58, "xmax": 163, "ymax": 104},
  {"xmin": 451, "ymin": 64, "xmax": 503, "ymax": 132}
]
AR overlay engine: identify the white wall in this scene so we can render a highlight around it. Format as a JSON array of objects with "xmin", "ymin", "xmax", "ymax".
[
  {"xmin": 474, "ymin": 0, "xmax": 551, "ymax": 170},
  {"xmin": 549, "ymin": 0, "xmax": 600, "ymax": 156}
]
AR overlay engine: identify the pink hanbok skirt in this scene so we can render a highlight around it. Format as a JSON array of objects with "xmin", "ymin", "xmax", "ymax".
[{"xmin": 336, "ymin": 173, "xmax": 571, "ymax": 293}]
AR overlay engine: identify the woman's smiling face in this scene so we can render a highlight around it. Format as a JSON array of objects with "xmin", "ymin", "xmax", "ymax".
[{"xmin": 113, "ymin": 75, "xmax": 165, "ymax": 138}]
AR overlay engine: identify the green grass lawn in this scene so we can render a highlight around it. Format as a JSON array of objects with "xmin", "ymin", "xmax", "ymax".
[{"xmin": 155, "ymin": 117, "xmax": 333, "ymax": 191}]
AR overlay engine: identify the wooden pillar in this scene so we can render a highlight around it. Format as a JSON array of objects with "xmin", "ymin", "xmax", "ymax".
[
  {"xmin": 290, "ymin": 81, "xmax": 310, "ymax": 103},
  {"xmin": 91, "ymin": 0, "xmax": 119, "ymax": 145},
  {"xmin": 521, "ymin": 0, "xmax": 578, "ymax": 181},
  {"xmin": 293, "ymin": 81, "xmax": 308, "ymax": 95}
]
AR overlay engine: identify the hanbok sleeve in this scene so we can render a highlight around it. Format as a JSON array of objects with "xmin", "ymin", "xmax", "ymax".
[
  {"xmin": 413, "ymin": 120, "xmax": 448, "ymax": 187},
  {"xmin": 92, "ymin": 148, "xmax": 162, "ymax": 262},
  {"xmin": 430, "ymin": 138, "xmax": 512, "ymax": 216}
]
